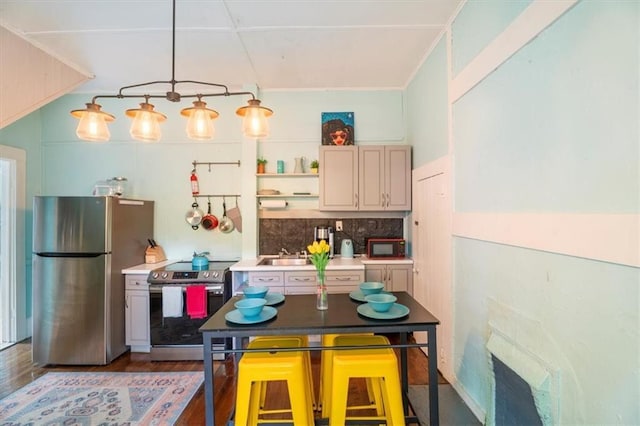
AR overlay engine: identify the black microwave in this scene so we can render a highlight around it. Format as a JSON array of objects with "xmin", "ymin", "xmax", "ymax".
[{"xmin": 366, "ymin": 238, "xmax": 406, "ymax": 259}]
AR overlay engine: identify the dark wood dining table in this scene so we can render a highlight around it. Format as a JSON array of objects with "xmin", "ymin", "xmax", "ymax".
[{"xmin": 200, "ymin": 291, "xmax": 440, "ymax": 425}]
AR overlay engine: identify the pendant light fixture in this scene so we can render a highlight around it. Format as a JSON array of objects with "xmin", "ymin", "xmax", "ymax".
[{"xmin": 70, "ymin": 0, "xmax": 273, "ymax": 142}]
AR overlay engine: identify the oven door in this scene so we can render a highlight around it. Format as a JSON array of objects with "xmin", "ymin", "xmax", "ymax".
[{"xmin": 149, "ymin": 284, "xmax": 228, "ymax": 360}]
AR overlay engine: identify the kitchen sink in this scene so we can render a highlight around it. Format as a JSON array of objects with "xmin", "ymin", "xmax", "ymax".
[{"xmin": 258, "ymin": 258, "xmax": 312, "ymax": 266}]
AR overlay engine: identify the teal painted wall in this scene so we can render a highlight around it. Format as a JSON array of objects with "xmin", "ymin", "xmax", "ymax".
[
  {"xmin": 406, "ymin": 0, "xmax": 639, "ymax": 423},
  {"xmin": 0, "ymin": 112, "xmax": 43, "ymax": 319},
  {"xmin": 451, "ymin": 0, "xmax": 531, "ymax": 76},
  {"xmin": 407, "ymin": 37, "xmax": 449, "ymax": 167},
  {"xmin": 454, "ymin": 2, "xmax": 639, "ymax": 214}
]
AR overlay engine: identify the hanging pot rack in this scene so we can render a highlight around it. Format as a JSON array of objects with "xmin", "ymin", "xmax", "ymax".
[
  {"xmin": 192, "ymin": 160, "xmax": 241, "ymax": 172},
  {"xmin": 193, "ymin": 194, "xmax": 241, "ymax": 199}
]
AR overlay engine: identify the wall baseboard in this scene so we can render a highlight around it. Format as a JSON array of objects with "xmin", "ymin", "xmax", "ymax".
[{"xmin": 450, "ymin": 379, "xmax": 486, "ymax": 424}]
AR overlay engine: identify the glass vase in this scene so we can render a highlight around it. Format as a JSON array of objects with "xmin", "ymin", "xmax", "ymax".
[{"xmin": 316, "ymin": 270, "xmax": 328, "ymax": 310}]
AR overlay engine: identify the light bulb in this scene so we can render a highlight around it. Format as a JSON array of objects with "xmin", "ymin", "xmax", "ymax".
[
  {"xmin": 182, "ymin": 100, "xmax": 217, "ymax": 140},
  {"xmin": 236, "ymin": 99, "xmax": 273, "ymax": 138},
  {"xmin": 126, "ymin": 102, "xmax": 166, "ymax": 142},
  {"xmin": 70, "ymin": 103, "xmax": 114, "ymax": 142},
  {"xmin": 76, "ymin": 111, "xmax": 110, "ymax": 141}
]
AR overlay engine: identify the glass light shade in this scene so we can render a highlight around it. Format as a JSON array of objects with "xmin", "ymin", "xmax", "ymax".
[
  {"xmin": 181, "ymin": 100, "xmax": 219, "ymax": 140},
  {"xmin": 236, "ymin": 99, "xmax": 273, "ymax": 138},
  {"xmin": 125, "ymin": 102, "xmax": 167, "ymax": 142},
  {"xmin": 70, "ymin": 103, "xmax": 115, "ymax": 142}
]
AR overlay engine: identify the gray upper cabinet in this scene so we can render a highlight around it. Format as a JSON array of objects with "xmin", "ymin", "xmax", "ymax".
[
  {"xmin": 319, "ymin": 146, "xmax": 358, "ymax": 210},
  {"xmin": 359, "ymin": 145, "xmax": 411, "ymax": 211},
  {"xmin": 320, "ymin": 145, "xmax": 411, "ymax": 211}
]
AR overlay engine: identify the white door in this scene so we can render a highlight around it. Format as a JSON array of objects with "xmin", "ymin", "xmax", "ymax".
[
  {"xmin": 0, "ymin": 145, "xmax": 26, "ymax": 349},
  {"xmin": 413, "ymin": 169, "xmax": 453, "ymax": 381}
]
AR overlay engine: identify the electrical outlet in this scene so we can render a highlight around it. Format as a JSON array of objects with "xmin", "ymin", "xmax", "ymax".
[{"xmin": 335, "ymin": 220, "xmax": 343, "ymax": 232}]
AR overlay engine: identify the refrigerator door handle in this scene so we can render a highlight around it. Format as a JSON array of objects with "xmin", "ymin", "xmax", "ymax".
[{"xmin": 35, "ymin": 252, "xmax": 106, "ymax": 258}]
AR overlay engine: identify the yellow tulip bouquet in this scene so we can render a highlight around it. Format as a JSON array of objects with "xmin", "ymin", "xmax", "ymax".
[{"xmin": 307, "ymin": 239, "xmax": 330, "ymax": 310}]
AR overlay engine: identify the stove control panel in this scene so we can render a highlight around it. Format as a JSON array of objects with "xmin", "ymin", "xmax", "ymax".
[{"xmin": 148, "ymin": 270, "xmax": 225, "ymax": 284}]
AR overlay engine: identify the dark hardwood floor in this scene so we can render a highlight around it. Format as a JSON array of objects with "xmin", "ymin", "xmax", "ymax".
[{"xmin": 0, "ymin": 335, "xmax": 445, "ymax": 425}]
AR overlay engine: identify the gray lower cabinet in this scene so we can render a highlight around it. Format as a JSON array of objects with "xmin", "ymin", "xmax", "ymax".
[
  {"xmin": 248, "ymin": 269, "xmax": 364, "ymax": 295},
  {"xmin": 124, "ymin": 274, "xmax": 150, "ymax": 352},
  {"xmin": 247, "ymin": 271, "xmax": 285, "ymax": 294},
  {"xmin": 364, "ymin": 263, "xmax": 413, "ymax": 293}
]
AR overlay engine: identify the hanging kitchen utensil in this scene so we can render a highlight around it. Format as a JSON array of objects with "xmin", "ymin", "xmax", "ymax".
[
  {"xmin": 201, "ymin": 197, "xmax": 219, "ymax": 230},
  {"xmin": 226, "ymin": 196, "xmax": 242, "ymax": 233},
  {"xmin": 218, "ymin": 196, "xmax": 235, "ymax": 233},
  {"xmin": 185, "ymin": 200, "xmax": 204, "ymax": 230}
]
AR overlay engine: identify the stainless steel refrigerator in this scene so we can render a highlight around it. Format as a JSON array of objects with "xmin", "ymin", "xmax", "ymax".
[{"xmin": 32, "ymin": 196, "xmax": 154, "ymax": 365}]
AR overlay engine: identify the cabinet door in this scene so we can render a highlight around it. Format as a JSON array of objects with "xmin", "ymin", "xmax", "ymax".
[
  {"xmin": 125, "ymin": 275, "xmax": 150, "ymax": 348},
  {"xmin": 387, "ymin": 264, "xmax": 413, "ymax": 293},
  {"xmin": 319, "ymin": 146, "xmax": 358, "ymax": 210},
  {"xmin": 358, "ymin": 146, "xmax": 385, "ymax": 211},
  {"xmin": 126, "ymin": 290, "xmax": 150, "ymax": 345},
  {"xmin": 385, "ymin": 145, "xmax": 412, "ymax": 210},
  {"xmin": 364, "ymin": 264, "xmax": 387, "ymax": 289}
]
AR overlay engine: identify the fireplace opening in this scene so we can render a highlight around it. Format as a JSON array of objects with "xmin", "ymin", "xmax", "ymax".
[
  {"xmin": 493, "ymin": 354, "xmax": 543, "ymax": 426},
  {"xmin": 486, "ymin": 331, "xmax": 559, "ymax": 426}
]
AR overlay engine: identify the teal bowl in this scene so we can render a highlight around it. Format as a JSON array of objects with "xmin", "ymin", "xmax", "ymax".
[
  {"xmin": 243, "ymin": 286, "xmax": 269, "ymax": 299},
  {"xmin": 365, "ymin": 293, "xmax": 397, "ymax": 312},
  {"xmin": 360, "ymin": 281, "xmax": 385, "ymax": 296},
  {"xmin": 235, "ymin": 298, "xmax": 267, "ymax": 317}
]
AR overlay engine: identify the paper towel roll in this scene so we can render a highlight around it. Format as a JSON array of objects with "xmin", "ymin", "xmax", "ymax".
[{"xmin": 260, "ymin": 199, "xmax": 288, "ymax": 209}]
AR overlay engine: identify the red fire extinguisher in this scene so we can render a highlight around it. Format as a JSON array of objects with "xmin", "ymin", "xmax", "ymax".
[{"xmin": 190, "ymin": 170, "xmax": 199, "ymax": 195}]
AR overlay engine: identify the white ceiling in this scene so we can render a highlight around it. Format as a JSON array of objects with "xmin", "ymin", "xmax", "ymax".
[{"xmin": 0, "ymin": 0, "xmax": 462, "ymax": 96}]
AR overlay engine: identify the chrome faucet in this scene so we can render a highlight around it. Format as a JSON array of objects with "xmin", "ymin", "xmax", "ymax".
[{"xmin": 279, "ymin": 248, "xmax": 291, "ymax": 257}]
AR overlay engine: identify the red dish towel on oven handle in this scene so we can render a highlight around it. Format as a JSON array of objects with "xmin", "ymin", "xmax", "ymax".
[{"xmin": 186, "ymin": 285, "xmax": 207, "ymax": 319}]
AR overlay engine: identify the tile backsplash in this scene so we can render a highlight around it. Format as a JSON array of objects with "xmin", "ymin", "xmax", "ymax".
[{"xmin": 259, "ymin": 218, "xmax": 403, "ymax": 256}]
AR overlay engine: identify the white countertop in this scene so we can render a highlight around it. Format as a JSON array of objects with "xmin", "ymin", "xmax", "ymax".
[
  {"xmin": 230, "ymin": 255, "xmax": 412, "ymax": 272},
  {"xmin": 122, "ymin": 256, "xmax": 413, "ymax": 274},
  {"xmin": 122, "ymin": 259, "xmax": 178, "ymax": 274}
]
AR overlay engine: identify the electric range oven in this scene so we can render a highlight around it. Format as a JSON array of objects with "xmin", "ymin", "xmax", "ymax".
[{"xmin": 147, "ymin": 261, "xmax": 234, "ymax": 361}]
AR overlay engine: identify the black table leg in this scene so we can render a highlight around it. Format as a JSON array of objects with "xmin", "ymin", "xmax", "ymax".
[
  {"xmin": 203, "ymin": 333, "xmax": 215, "ymax": 426},
  {"xmin": 427, "ymin": 325, "xmax": 439, "ymax": 425},
  {"xmin": 401, "ymin": 332, "xmax": 409, "ymax": 413}
]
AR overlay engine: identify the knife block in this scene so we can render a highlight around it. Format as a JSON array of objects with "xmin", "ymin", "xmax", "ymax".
[{"xmin": 145, "ymin": 245, "xmax": 167, "ymax": 263}]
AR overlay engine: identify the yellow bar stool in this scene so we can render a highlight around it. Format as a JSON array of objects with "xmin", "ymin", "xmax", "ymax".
[
  {"xmin": 320, "ymin": 333, "xmax": 383, "ymax": 417},
  {"xmin": 235, "ymin": 336, "xmax": 315, "ymax": 426},
  {"xmin": 329, "ymin": 335, "xmax": 406, "ymax": 426},
  {"xmin": 251, "ymin": 335, "xmax": 317, "ymax": 411}
]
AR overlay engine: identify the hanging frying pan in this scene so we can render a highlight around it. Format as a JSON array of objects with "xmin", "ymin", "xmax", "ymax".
[
  {"xmin": 218, "ymin": 197, "xmax": 235, "ymax": 233},
  {"xmin": 185, "ymin": 200, "xmax": 204, "ymax": 230},
  {"xmin": 201, "ymin": 198, "xmax": 219, "ymax": 230}
]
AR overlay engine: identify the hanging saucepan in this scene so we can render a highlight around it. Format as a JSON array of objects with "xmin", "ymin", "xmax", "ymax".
[
  {"xmin": 185, "ymin": 200, "xmax": 204, "ymax": 230},
  {"xmin": 218, "ymin": 197, "xmax": 235, "ymax": 233},
  {"xmin": 201, "ymin": 198, "xmax": 219, "ymax": 230}
]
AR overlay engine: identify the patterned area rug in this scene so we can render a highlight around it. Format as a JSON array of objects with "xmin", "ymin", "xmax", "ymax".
[{"xmin": 0, "ymin": 371, "xmax": 203, "ymax": 425}]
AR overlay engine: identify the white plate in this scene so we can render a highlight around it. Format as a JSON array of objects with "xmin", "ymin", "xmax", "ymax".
[
  {"xmin": 349, "ymin": 289, "xmax": 392, "ymax": 303},
  {"xmin": 225, "ymin": 306, "xmax": 278, "ymax": 324},
  {"xmin": 357, "ymin": 303, "xmax": 409, "ymax": 320}
]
